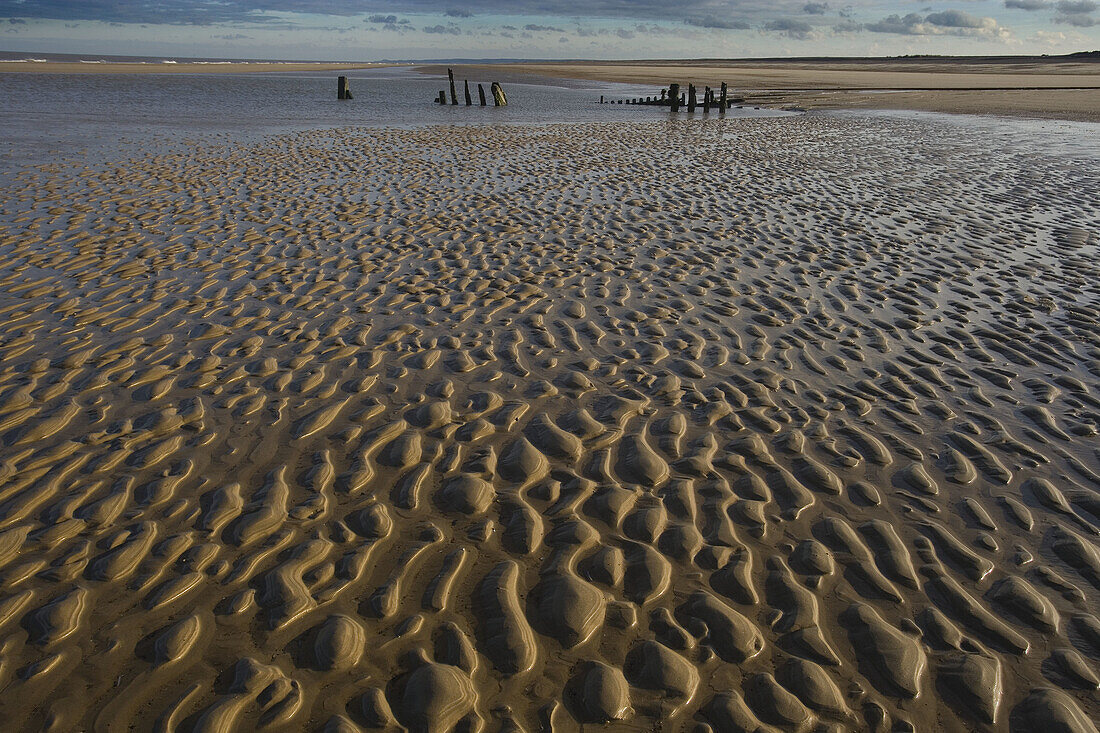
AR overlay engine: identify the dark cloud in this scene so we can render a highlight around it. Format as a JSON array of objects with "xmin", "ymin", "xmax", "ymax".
[
  {"xmin": 1055, "ymin": 0, "xmax": 1097, "ymax": 11},
  {"xmin": 524, "ymin": 23, "xmax": 565, "ymax": 32},
  {"xmin": 1055, "ymin": 11, "xmax": 1098, "ymax": 22},
  {"xmin": 803, "ymin": 3, "xmax": 829, "ymax": 14},
  {"xmin": 866, "ymin": 9, "xmax": 1003, "ymax": 35},
  {"xmin": 1004, "ymin": 0, "xmax": 1048, "ymax": 8},
  {"xmin": 925, "ymin": 9, "xmax": 984, "ymax": 27},
  {"xmin": 865, "ymin": 12, "xmax": 926, "ymax": 33},
  {"xmin": 684, "ymin": 16, "xmax": 751, "ymax": 29},
  {"xmin": 764, "ymin": 17, "xmax": 814, "ymax": 37},
  {"xmin": 366, "ymin": 13, "xmax": 411, "ymax": 33},
  {"xmin": 215, "ymin": 32, "xmax": 250, "ymax": 39},
  {"xmin": 422, "ymin": 23, "xmax": 462, "ymax": 34}
]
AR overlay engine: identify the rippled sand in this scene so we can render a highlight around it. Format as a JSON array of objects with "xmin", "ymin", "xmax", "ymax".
[{"xmin": 0, "ymin": 118, "xmax": 1097, "ymax": 732}]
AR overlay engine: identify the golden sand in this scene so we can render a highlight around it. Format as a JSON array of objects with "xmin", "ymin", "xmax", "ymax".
[{"xmin": 0, "ymin": 119, "xmax": 1096, "ymax": 731}]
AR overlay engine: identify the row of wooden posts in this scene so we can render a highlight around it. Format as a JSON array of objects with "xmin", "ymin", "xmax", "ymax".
[
  {"xmin": 336, "ymin": 71, "xmax": 506, "ymax": 106},
  {"xmin": 436, "ymin": 68, "xmax": 507, "ymax": 107},
  {"xmin": 600, "ymin": 82, "xmax": 740, "ymax": 113}
]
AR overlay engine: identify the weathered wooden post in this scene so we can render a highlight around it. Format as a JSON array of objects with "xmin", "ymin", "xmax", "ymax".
[
  {"xmin": 720, "ymin": 82, "xmax": 728, "ymax": 114},
  {"xmin": 704, "ymin": 86, "xmax": 711, "ymax": 113},
  {"xmin": 669, "ymin": 83, "xmax": 680, "ymax": 112},
  {"xmin": 479, "ymin": 84, "xmax": 487, "ymax": 106},
  {"xmin": 688, "ymin": 83, "xmax": 696, "ymax": 112},
  {"xmin": 448, "ymin": 68, "xmax": 458, "ymax": 105},
  {"xmin": 600, "ymin": 95, "xmax": 604, "ymax": 104},
  {"xmin": 338, "ymin": 76, "xmax": 351, "ymax": 100},
  {"xmin": 660, "ymin": 89, "xmax": 666, "ymax": 104},
  {"xmin": 438, "ymin": 91, "xmax": 446, "ymax": 104},
  {"xmin": 464, "ymin": 80, "xmax": 472, "ymax": 106},
  {"xmin": 491, "ymin": 82, "xmax": 507, "ymax": 106}
]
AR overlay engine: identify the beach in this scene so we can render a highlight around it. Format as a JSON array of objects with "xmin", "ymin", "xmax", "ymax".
[
  {"xmin": 0, "ymin": 68, "xmax": 1097, "ymax": 732},
  {"xmin": 429, "ymin": 58, "xmax": 1100, "ymax": 121}
]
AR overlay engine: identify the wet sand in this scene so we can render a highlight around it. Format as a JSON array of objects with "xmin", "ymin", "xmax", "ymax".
[
  {"xmin": 0, "ymin": 117, "xmax": 1097, "ymax": 731},
  {"xmin": 430, "ymin": 59, "xmax": 1100, "ymax": 121}
]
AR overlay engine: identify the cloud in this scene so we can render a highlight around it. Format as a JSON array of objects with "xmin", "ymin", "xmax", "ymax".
[
  {"xmin": 1055, "ymin": 0, "xmax": 1097, "ymax": 11},
  {"xmin": 1055, "ymin": 11, "xmax": 1098, "ymax": 22},
  {"xmin": 524, "ymin": 23, "xmax": 565, "ymax": 32},
  {"xmin": 866, "ymin": 9, "xmax": 1008, "ymax": 37},
  {"xmin": 367, "ymin": 14, "xmax": 399, "ymax": 24},
  {"xmin": 1032, "ymin": 29, "xmax": 1067, "ymax": 41},
  {"xmin": 422, "ymin": 23, "xmax": 462, "ymax": 34},
  {"xmin": 7, "ymin": 16, "xmax": 25, "ymax": 23},
  {"xmin": 1004, "ymin": 0, "xmax": 1048, "ymax": 8},
  {"xmin": 865, "ymin": 13, "xmax": 924, "ymax": 33},
  {"xmin": 803, "ymin": 3, "xmax": 829, "ymax": 14},
  {"xmin": 764, "ymin": 17, "xmax": 815, "ymax": 38},
  {"xmin": 925, "ymin": 9, "xmax": 985, "ymax": 27},
  {"xmin": 215, "ymin": 33, "xmax": 250, "ymax": 39},
  {"xmin": 685, "ymin": 16, "xmax": 751, "ymax": 29},
  {"xmin": 0, "ymin": 0, "xmax": 824, "ymax": 27}
]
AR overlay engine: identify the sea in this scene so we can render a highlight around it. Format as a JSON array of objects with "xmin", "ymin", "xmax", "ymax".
[{"xmin": 0, "ymin": 64, "xmax": 793, "ymax": 169}]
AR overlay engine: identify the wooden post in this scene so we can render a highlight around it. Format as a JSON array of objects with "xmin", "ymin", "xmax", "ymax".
[
  {"xmin": 479, "ymin": 84, "xmax": 487, "ymax": 106},
  {"xmin": 687, "ymin": 84, "xmax": 696, "ymax": 112},
  {"xmin": 704, "ymin": 86, "xmax": 711, "ymax": 113},
  {"xmin": 438, "ymin": 91, "xmax": 446, "ymax": 104},
  {"xmin": 669, "ymin": 83, "xmax": 680, "ymax": 112},
  {"xmin": 338, "ymin": 76, "xmax": 351, "ymax": 100},
  {"xmin": 464, "ymin": 80, "xmax": 472, "ymax": 106},
  {"xmin": 720, "ymin": 82, "xmax": 727, "ymax": 114},
  {"xmin": 448, "ymin": 68, "xmax": 457, "ymax": 105},
  {"xmin": 491, "ymin": 82, "xmax": 507, "ymax": 106}
]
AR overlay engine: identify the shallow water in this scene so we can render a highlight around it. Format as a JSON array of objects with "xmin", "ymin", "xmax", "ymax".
[{"xmin": 0, "ymin": 66, "xmax": 788, "ymax": 168}]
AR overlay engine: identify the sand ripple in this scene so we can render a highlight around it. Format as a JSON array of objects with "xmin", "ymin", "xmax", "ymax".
[{"xmin": 0, "ymin": 117, "xmax": 1097, "ymax": 731}]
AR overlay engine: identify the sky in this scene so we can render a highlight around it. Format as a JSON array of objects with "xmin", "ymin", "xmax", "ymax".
[{"xmin": 1, "ymin": 0, "xmax": 1097, "ymax": 60}]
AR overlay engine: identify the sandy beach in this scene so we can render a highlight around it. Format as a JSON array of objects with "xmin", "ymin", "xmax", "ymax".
[
  {"xmin": 0, "ymin": 107, "xmax": 1097, "ymax": 732},
  {"xmin": 428, "ymin": 58, "xmax": 1100, "ymax": 121}
]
